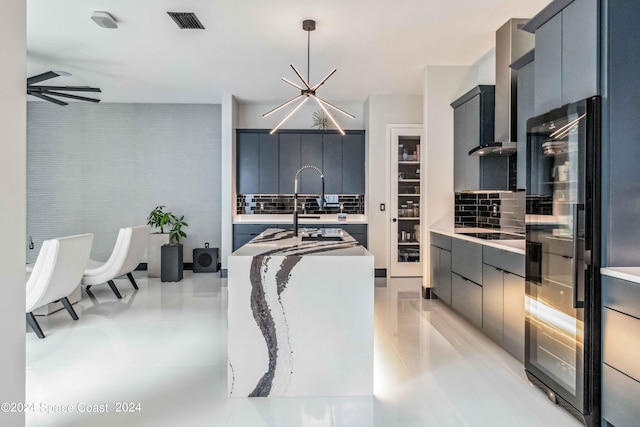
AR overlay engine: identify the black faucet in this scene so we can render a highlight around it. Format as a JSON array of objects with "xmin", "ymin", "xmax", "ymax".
[{"xmin": 293, "ymin": 165, "xmax": 324, "ymax": 238}]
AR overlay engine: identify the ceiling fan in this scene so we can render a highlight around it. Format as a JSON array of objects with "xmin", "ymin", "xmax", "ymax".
[
  {"xmin": 263, "ymin": 19, "xmax": 354, "ymax": 135},
  {"xmin": 27, "ymin": 71, "xmax": 102, "ymax": 106}
]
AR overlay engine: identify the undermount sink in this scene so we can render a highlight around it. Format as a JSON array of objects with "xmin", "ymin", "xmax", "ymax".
[{"xmin": 301, "ymin": 236, "xmax": 344, "ymax": 242}]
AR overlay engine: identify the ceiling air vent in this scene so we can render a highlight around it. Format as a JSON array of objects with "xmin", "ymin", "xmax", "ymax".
[{"xmin": 167, "ymin": 12, "xmax": 205, "ymax": 29}]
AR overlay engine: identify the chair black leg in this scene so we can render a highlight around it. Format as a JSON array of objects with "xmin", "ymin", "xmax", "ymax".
[
  {"xmin": 108, "ymin": 280, "xmax": 123, "ymax": 299},
  {"xmin": 59, "ymin": 297, "xmax": 79, "ymax": 320},
  {"xmin": 127, "ymin": 272, "xmax": 139, "ymax": 290},
  {"xmin": 26, "ymin": 312, "xmax": 45, "ymax": 339},
  {"xmin": 85, "ymin": 285, "xmax": 92, "ymax": 291}
]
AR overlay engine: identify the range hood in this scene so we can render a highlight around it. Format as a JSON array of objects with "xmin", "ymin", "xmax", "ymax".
[{"xmin": 470, "ymin": 19, "xmax": 533, "ymax": 157}]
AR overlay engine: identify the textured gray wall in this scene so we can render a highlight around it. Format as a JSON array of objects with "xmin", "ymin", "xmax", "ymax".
[{"xmin": 27, "ymin": 102, "xmax": 222, "ymax": 263}]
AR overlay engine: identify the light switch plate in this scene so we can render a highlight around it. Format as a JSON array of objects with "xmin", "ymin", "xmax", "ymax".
[{"xmin": 380, "ymin": 203, "xmax": 386, "ymax": 211}]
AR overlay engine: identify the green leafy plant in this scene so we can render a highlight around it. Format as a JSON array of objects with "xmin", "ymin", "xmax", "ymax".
[
  {"xmin": 147, "ymin": 205, "xmax": 172, "ymax": 233},
  {"xmin": 147, "ymin": 206, "xmax": 189, "ymax": 244},
  {"xmin": 169, "ymin": 215, "xmax": 188, "ymax": 244}
]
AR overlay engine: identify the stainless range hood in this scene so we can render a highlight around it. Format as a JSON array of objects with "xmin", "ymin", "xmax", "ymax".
[{"xmin": 470, "ymin": 19, "xmax": 533, "ymax": 157}]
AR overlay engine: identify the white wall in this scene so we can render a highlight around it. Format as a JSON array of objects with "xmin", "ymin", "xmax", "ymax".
[
  {"xmin": 365, "ymin": 95, "xmax": 423, "ymax": 270},
  {"xmin": 26, "ymin": 103, "xmax": 222, "ymax": 263},
  {"xmin": 221, "ymin": 95, "xmax": 238, "ymax": 271},
  {"xmin": 422, "ymin": 51, "xmax": 496, "ymax": 287},
  {"xmin": 0, "ymin": 0, "xmax": 26, "ymax": 424},
  {"xmin": 238, "ymin": 101, "xmax": 364, "ymax": 130}
]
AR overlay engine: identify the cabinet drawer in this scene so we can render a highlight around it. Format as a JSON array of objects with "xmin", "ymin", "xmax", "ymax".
[
  {"xmin": 603, "ymin": 363, "xmax": 640, "ymax": 427},
  {"xmin": 233, "ymin": 224, "xmax": 271, "ymax": 235},
  {"xmin": 603, "ymin": 307, "xmax": 640, "ymax": 383},
  {"xmin": 337, "ymin": 224, "xmax": 367, "ymax": 234},
  {"xmin": 452, "ymin": 272, "xmax": 482, "ymax": 329},
  {"xmin": 603, "ymin": 275, "xmax": 640, "ymax": 320},
  {"xmin": 452, "ymin": 238, "xmax": 482, "ymax": 284},
  {"xmin": 483, "ymin": 246, "xmax": 524, "ymax": 276},
  {"xmin": 430, "ymin": 232, "xmax": 451, "ymax": 251}
]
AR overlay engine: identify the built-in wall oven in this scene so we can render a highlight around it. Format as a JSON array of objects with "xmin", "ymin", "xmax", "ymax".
[{"xmin": 525, "ymin": 97, "xmax": 601, "ymax": 426}]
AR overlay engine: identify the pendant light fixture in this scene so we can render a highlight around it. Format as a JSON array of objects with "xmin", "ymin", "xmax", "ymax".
[{"xmin": 263, "ymin": 19, "xmax": 354, "ymax": 135}]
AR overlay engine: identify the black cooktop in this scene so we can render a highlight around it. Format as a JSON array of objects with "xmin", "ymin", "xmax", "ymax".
[{"xmin": 458, "ymin": 232, "xmax": 525, "ymax": 240}]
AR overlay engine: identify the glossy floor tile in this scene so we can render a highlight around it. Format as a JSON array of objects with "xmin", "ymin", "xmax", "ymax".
[{"xmin": 25, "ymin": 272, "xmax": 581, "ymax": 426}]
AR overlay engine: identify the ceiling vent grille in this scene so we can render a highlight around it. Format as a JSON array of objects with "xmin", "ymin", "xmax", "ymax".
[{"xmin": 167, "ymin": 12, "xmax": 205, "ymax": 29}]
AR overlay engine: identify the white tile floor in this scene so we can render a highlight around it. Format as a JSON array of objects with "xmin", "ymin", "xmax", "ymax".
[{"xmin": 25, "ymin": 272, "xmax": 581, "ymax": 427}]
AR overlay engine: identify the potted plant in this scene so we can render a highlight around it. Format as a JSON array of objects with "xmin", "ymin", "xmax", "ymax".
[
  {"xmin": 146, "ymin": 205, "xmax": 172, "ymax": 278},
  {"xmin": 161, "ymin": 214, "xmax": 188, "ymax": 282}
]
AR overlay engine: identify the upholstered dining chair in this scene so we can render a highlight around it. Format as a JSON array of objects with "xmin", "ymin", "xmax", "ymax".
[
  {"xmin": 81, "ymin": 225, "xmax": 150, "ymax": 299},
  {"xmin": 26, "ymin": 233, "xmax": 94, "ymax": 339}
]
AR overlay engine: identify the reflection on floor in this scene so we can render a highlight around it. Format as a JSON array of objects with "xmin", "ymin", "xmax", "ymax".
[{"xmin": 25, "ymin": 272, "xmax": 580, "ymax": 427}]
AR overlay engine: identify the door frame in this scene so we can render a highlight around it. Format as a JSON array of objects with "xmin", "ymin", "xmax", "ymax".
[{"xmin": 387, "ymin": 124, "xmax": 424, "ymax": 278}]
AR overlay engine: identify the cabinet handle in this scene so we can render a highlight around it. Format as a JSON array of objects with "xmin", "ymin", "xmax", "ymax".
[{"xmin": 392, "ymin": 218, "xmax": 397, "ymax": 223}]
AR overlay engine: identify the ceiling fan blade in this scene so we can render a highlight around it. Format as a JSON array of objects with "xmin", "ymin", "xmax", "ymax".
[
  {"xmin": 30, "ymin": 85, "xmax": 102, "ymax": 93},
  {"xmin": 313, "ymin": 97, "xmax": 345, "ymax": 136},
  {"xmin": 29, "ymin": 92, "xmax": 68, "ymax": 106},
  {"xmin": 313, "ymin": 95, "xmax": 355, "ymax": 119},
  {"xmin": 41, "ymin": 90, "xmax": 101, "ymax": 103},
  {"xmin": 270, "ymin": 97, "xmax": 309, "ymax": 134},
  {"xmin": 263, "ymin": 94, "xmax": 303, "ymax": 118},
  {"xmin": 311, "ymin": 69, "xmax": 337, "ymax": 91},
  {"xmin": 281, "ymin": 78, "xmax": 304, "ymax": 91},
  {"xmin": 290, "ymin": 65, "xmax": 311, "ymax": 89},
  {"xmin": 27, "ymin": 71, "xmax": 62, "ymax": 86}
]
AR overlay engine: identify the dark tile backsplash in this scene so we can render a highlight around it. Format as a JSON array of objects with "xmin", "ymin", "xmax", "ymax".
[
  {"xmin": 455, "ymin": 191, "xmax": 525, "ymax": 233},
  {"xmin": 237, "ymin": 194, "xmax": 364, "ymax": 215},
  {"xmin": 526, "ymin": 195, "xmax": 553, "ymax": 215}
]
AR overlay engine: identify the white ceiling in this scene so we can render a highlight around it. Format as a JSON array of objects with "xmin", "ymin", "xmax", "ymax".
[{"xmin": 27, "ymin": 0, "xmax": 551, "ymax": 105}]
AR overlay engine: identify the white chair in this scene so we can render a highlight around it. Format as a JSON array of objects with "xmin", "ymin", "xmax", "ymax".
[
  {"xmin": 82, "ymin": 225, "xmax": 150, "ymax": 299},
  {"xmin": 26, "ymin": 233, "xmax": 94, "ymax": 339}
]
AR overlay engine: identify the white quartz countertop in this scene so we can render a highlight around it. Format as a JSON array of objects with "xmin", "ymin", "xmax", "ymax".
[
  {"xmin": 601, "ymin": 267, "xmax": 640, "ymax": 284},
  {"xmin": 234, "ymin": 214, "xmax": 368, "ymax": 224},
  {"xmin": 428, "ymin": 226, "xmax": 525, "ymax": 255},
  {"xmin": 231, "ymin": 228, "xmax": 371, "ymax": 257}
]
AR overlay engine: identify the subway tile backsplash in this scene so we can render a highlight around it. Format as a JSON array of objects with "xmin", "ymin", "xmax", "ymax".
[
  {"xmin": 237, "ymin": 194, "xmax": 364, "ymax": 215},
  {"xmin": 455, "ymin": 191, "xmax": 525, "ymax": 233}
]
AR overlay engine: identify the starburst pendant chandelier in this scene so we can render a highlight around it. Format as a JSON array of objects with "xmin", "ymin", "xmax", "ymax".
[{"xmin": 263, "ymin": 19, "xmax": 354, "ymax": 135}]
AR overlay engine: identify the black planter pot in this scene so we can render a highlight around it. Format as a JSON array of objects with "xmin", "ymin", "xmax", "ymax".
[{"xmin": 161, "ymin": 244, "xmax": 183, "ymax": 282}]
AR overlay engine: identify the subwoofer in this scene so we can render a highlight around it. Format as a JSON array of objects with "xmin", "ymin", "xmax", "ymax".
[{"xmin": 193, "ymin": 247, "xmax": 219, "ymax": 273}]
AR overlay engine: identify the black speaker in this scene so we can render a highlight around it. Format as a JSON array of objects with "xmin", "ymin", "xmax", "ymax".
[{"xmin": 193, "ymin": 247, "xmax": 219, "ymax": 273}]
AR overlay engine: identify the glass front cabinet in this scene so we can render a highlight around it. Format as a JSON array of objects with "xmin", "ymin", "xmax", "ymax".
[{"xmin": 389, "ymin": 126, "xmax": 423, "ymax": 277}]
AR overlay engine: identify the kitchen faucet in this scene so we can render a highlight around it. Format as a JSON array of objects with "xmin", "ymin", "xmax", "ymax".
[{"xmin": 293, "ymin": 165, "xmax": 324, "ymax": 238}]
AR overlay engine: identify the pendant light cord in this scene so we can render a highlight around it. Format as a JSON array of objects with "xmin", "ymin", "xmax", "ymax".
[{"xmin": 307, "ymin": 29, "xmax": 310, "ymax": 85}]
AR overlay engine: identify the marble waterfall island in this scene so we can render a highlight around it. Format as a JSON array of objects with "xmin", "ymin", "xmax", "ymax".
[{"xmin": 228, "ymin": 228, "xmax": 374, "ymax": 397}]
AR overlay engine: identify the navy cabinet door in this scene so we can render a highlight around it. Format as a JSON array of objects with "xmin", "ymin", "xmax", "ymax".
[
  {"xmin": 561, "ymin": 0, "xmax": 599, "ymax": 105},
  {"xmin": 237, "ymin": 133, "xmax": 260, "ymax": 194},
  {"xmin": 465, "ymin": 96, "xmax": 481, "ymax": 189},
  {"xmin": 517, "ymin": 61, "xmax": 534, "ymax": 190},
  {"xmin": 279, "ymin": 134, "xmax": 301, "ymax": 194},
  {"xmin": 342, "ymin": 133, "xmax": 364, "ymax": 194},
  {"xmin": 453, "ymin": 103, "xmax": 466, "ymax": 192},
  {"xmin": 534, "ymin": 13, "xmax": 562, "ymax": 115},
  {"xmin": 323, "ymin": 134, "xmax": 343, "ymax": 194},
  {"xmin": 299, "ymin": 134, "xmax": 323, "ymax": 194},
  {"xmin": 259, "ymin": 133, "xmax": 279, "ymax": 194}
]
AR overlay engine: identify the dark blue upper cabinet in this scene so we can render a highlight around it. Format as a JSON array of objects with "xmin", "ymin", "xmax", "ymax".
[
  {"xmin": 517, "ymin": 60, "xmax": 535, "ymax": 190},
  {"xmin": 534, "ymin": 13, "xmax": 562, "ymax": 116},
  {"xmin": 299, "ymin": 134, "xmax": 323, "ymax": 194},
  {"xmin": 561, "ymin": 0, "xmax": 599, "ymax": 105},
  {"xmin": 238, "ymin": 130, "xmax": 364, "ymax": 196},
  {"xmin": 258, "ymin": 133, "xmax": 279, "ymax": 194},
  {"xmin": 342, "ymin": 133, "xmax": 365, "ymax": 194},
  {"xmin": 237, "ymin": 132, "xmax": 260, "ymax": 194},
  {"xmin": 278, "ymin": 133, "xmax": 301, "ymax": 194},
  {"xmin": 529, "ymin": 0, "xmax": 600, "ymax": 115},
  {"xmin": 323, "ymin": 134, "xmax": 343, "ymax": 194}
]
